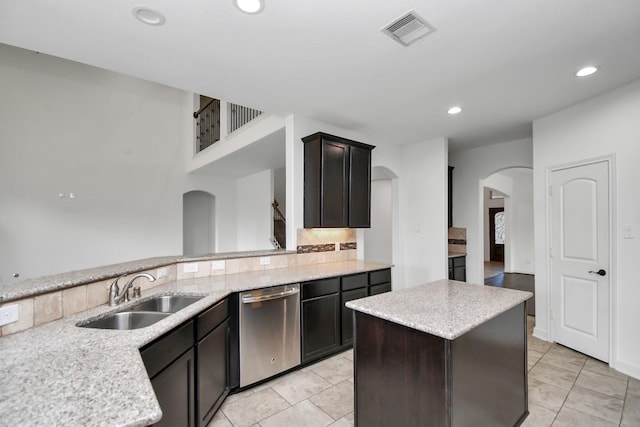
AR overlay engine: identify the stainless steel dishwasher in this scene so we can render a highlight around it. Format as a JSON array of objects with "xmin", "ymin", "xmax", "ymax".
[{"xmin": 239, "ymin": 284, "xmax": 301, "ymax": 387}]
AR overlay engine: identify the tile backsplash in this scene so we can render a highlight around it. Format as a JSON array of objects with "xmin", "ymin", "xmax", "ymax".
[
  {"xmin": 296, "ymin": 228, "xmax": 357, "ymax": 254},
  {"xmin": 0, "ymin": 247, "xmax": 357, "ymax": 337},
  {"xmin": 448, "ymin": 227, "xmax": 467, "ymax": 254}
]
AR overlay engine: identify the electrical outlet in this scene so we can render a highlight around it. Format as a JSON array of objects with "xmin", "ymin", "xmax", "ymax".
[
  {"xmin": 0, "ymin": 304, "xmax": 19, "ymax": 327},
  {"xmin": 211, "ymin": 261, "xmax": 225, "ymax": 270},
  {"xmin": 183, "ymin": 263, "xmax": 199, "ymax": 273},
  {"xmin": 157, "ymin": 267, "xmax": 168, "ymax": 278},
  {"xmin": 260, "ymin": 257, "xmax": 271, "ymax": 265}
]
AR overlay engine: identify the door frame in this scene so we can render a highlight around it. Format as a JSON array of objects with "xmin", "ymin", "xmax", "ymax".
[
  {"xmin": 488, "ymin": 207, "xmax": 505, "ymax": 262},
  {"xmin": 545, "ymin": 154, "xmax": 616, "ymax": 363}
]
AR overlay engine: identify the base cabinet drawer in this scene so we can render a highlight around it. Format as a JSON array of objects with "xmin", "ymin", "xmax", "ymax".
[{"xmin": 369, "ymin": 282, "xmax": 391, "ymax": 296}]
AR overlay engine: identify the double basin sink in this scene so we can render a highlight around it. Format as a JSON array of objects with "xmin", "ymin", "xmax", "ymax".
[{"xmin": 78, "ymin": 295, "xmax": 203, "ymax": 330}]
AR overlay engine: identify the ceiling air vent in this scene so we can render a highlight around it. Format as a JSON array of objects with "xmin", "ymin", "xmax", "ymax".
[{"xmin": 382, "ymin": 11, "xmax": 436, "ymax": 46}]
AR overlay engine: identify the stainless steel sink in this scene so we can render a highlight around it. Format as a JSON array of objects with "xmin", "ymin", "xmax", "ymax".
[
  {"xmin": 79, "ymin": 311, "xmax": 171, "ymax": 330},
  {"xmin": 129, "ymin": 295, "xmax": 203, "ymax": 313},
  {"xmin": 78, "ymin": 295, "xmax": 203, "ymax": 330}
]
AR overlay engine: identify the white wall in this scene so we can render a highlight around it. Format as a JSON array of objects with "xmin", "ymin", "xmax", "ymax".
[
  {"xmin": 236, "ymin": 169, "xmax": 274, "ymax": 251},
  {"xmin": 449, "ymin": 138, "xmax": 533, "ymax": 285},
  {"xmin": 508, "ymin": 170, "xmax": 534, "ymax": 273},
  {"xmin": 0, "ymin": 45, "xmax": 191, "ymax": 282},
  {"xmin": 398, "ymin": 137, "xmax": 449, "ymax": 289},
  {"xmin": 363, "ymin": 179, "xmax": 393, "ymax": 263},
  {"xmin": 533, "ymin": 79, "xmax": 640, "ymax": 378}
]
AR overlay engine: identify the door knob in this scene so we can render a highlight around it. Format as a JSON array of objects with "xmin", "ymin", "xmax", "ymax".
[{"xmin": 588, "ymin": 269, "xmax": 607, "ymax": 276}]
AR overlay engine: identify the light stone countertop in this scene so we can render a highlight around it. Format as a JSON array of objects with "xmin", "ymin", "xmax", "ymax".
[
  {"xmin": 0, "ymin": 260, "xmax": 390, "ymax": 427},
  {"xmin": 346, "ymin": 279, "xmax": 532, "ymax": 340},
  {"xmin": 448, "ymin": 252, "xmax": 466, "ymax": 258}
]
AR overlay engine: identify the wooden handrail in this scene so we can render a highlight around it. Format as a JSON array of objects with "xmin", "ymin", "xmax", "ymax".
[
  {"xmin": 272, "ymin": 200, "xmax": 286, "ymax": 222},
  {"xmin": 193, "ymin": 98, "xmax": 216, "ymax": 119}
]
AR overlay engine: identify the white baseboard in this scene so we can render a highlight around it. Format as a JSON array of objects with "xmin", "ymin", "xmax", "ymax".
[
  {"xmin": 612, "ymin": 359, "xmax": 640, "ymax": 380},
  {"xmin": 533, "ymin": 326, "xmax": 549, "ymax": 341}
]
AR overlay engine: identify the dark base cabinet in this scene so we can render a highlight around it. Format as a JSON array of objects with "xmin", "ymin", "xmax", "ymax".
[
  {"xmin": 302, "ymin": 293, "xmax": 341, "ymax": 363},
  {"xmin": 196, "ymin": 298, "xmax": 231, "ymax": 427},
  {"xmin": 301, "ymin": 277, "xmax": 343, "ymax": 363},
  {"xmin": 369, "ymin": 269, "xmax": 392, "ymax": 296},
  {"xmin": 141, "ymin": 320, "xmax": 196, "ymax": 427},
  {"xmin": 142, "ymin": 297, "xmax": 233, "ymax": 427},
  {"xmin": 341, "ymin": 273, "xmax": 368, "ymax": 347},
  {"xmin": 353, "ymin": 303, "xmax": 527, "ymax": 427},
  {"xmin": 448, "ymin": 256, "xmax": 466, "ymax": 282},
  {"xmin": 149, "ymin": 348, "xmax": 196, "ymax": 427}
]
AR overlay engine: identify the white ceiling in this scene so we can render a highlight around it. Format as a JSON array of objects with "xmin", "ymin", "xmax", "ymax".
[{"xmin": 1, "ymin": 0, "xmax": 639, "ymax": 151}]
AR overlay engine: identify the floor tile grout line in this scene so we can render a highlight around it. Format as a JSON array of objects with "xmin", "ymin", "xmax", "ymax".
[
  {"xmin": 620, "ymin": 378, "xmax": 630, "ymax": 426},
  {"xmin": 306, "ymin": 398, "xmax": 338, "ymax": 424}
]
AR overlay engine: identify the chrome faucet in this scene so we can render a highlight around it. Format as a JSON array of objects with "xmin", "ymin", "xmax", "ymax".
[{"xmin": 109, "ymin": 273, "xmax": 156, "ymax": 306}]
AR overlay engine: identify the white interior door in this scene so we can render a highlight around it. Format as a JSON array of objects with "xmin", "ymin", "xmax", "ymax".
[{"xmin": 550, "ymin": 160, "xmax": 610, "ymax": 362}]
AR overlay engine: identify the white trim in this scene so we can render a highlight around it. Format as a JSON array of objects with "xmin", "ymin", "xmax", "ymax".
[{"xmin": 545, "ymin": 154, "xmax": 616, "ymax": 365}]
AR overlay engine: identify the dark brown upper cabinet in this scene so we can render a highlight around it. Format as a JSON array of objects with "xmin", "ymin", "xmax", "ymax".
[{"xmin": 302, "ymin": 132, "xmax": 375, "ymax": 228}]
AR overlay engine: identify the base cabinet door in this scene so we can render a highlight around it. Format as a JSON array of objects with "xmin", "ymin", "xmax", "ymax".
[
  {"xmin": 197, "ymin": 319, "xmax": 229, "ymax": 427},
  {"xmin": 302, "ymin": 294, "xmax": 341, "ymax": 362},
  {"xmin": 149, "ymin": 348, "xmax": 196, "ymax": 427},
  {"xmin": 341, "ymin": 288, "xmax": 367, "ymax": 346}
]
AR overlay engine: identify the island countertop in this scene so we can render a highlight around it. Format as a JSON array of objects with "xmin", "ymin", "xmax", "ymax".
[{"xmin": 346, "ymin": 279, "xmax": 532, "ymax": 340}]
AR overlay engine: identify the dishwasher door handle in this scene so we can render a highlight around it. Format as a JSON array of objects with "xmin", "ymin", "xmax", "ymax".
[{"xmin": 241, "ymin": 286, "xmax": 300, "ymax": 304}]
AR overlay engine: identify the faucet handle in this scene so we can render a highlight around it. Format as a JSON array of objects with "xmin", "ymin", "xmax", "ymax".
[{"xmin": 133, "ymin": 286, "xmax": 141, "ymax": 299}]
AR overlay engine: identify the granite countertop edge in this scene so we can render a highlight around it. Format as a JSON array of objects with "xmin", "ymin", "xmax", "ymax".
[
  {"xmin": 0, "ymin": 260, "xmax": 390, "ymax": 427},
  {"xmin": 447, "ymin": 252, "xmax": 466, "ymax": 258},
  {"xmin": 0, "ymin": 250, "xmax": 296, "ymax": 302},
  {"xmin": 346, "ymin": 279, "xmax": 532, "ymax": 340}
]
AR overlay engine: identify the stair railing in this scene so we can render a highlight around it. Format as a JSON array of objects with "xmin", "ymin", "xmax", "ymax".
[{"xmin": 272, "ymin": 199, "xmax": 286, "ymax": 249}]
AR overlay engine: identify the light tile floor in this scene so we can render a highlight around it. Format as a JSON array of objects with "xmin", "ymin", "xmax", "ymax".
[{"xmin": 209, "ymin": 316, "xmax": 640, "ymax": 427}]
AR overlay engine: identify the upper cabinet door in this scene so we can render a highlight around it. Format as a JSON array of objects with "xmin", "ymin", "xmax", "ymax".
[
  {"xmin": 348, "ymin": 145, "xmax": 371, "ymax": 228},
  {"xmin": 321, "ymin": 140, "xmax": 349, "ymax": 227},
  {"xmin": 302, "ymin": 132, "xmax": 374, "ymax": 228}
]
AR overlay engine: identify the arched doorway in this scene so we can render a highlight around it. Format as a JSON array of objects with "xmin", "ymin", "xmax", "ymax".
[
  {"xmin": 481, "ymin": 167, "xmax": 535, "ymax": 315},
  {"xmin": 183, "ymin": 191, "xmax": 216, "ymax": 255}
]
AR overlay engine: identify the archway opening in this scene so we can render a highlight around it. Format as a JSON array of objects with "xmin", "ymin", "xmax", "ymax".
[{"xmin": 183, "ymin": 190, "xmax": 216, "ymax": 255}]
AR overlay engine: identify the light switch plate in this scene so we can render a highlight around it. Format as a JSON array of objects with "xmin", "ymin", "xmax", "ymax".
[
  {"xmin": 260, "ymin": 257, "xmax": 271, "ymax": 265},
  {"xmin": 624, "ymin": 224, "xmax": 634, "ymax": 239},
  {"xmin": 157, "ymin": 267, "xmax": 168, "ymax": 278},
  {"xmin": 0, "ymin": 304, "xmax": 19, "ymax": 327},
  {"xmin": 212, "ymin": 260, "xmax": 225, "ymax": 270}
]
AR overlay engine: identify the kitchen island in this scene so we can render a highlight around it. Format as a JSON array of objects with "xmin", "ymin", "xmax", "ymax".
[{"xmin": 346, "ymin": 279, "xmax": 532, "ymax": 427}]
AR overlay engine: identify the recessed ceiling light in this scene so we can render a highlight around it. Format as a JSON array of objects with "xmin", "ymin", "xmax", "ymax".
[
  {"xmin": 576, "ymin": 66, "xmax": 599, "ymax": 77},
  {"xmin": 132, "ymin": 6, "xmax": 166, "ymax": 26},
  {"xmin": 448, "ymin": 106, "xmax": 462, "ymax": 115},
  {"xmin": 234, "ymin": 0, "xmax": 264, "ymax": 14}
]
